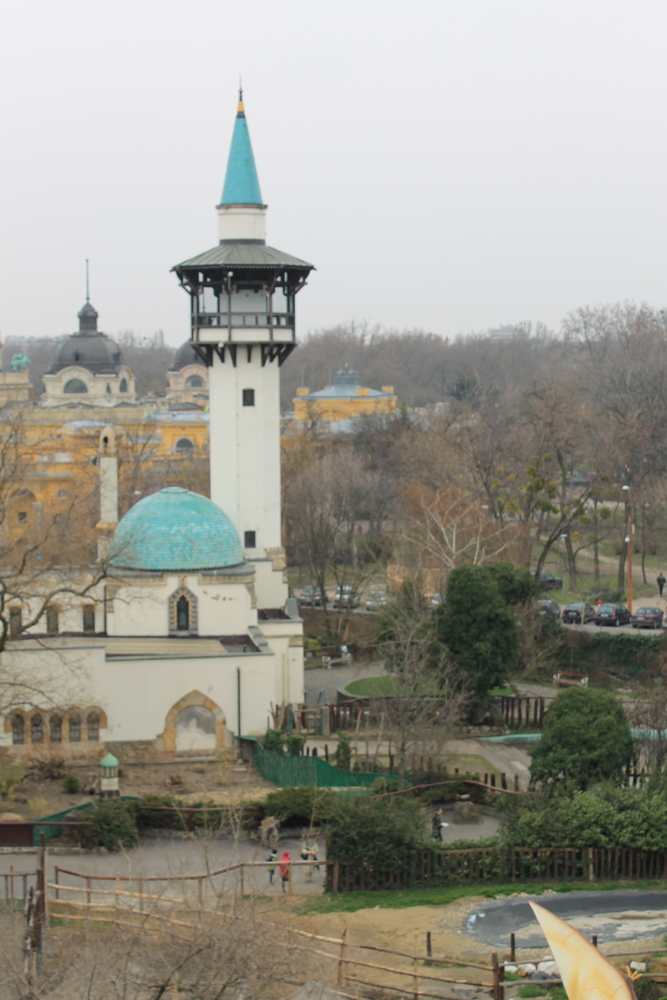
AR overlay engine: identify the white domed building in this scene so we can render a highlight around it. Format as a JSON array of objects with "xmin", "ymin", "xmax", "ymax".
[
  {"xmin": 0, "ymin": 90, "xmax": 308, "ymax": 761},
  {"xmin": 42, "ymin": 300, "xmax": 136, "ymax": 407}
]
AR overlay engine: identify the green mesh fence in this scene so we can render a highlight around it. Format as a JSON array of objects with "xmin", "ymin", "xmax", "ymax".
[
  {"xmin": 251, "ymin": 740, "xmax": 396, "ymax": 788},
  {"xmin": 34, "ymin": 797, "xmax": 139, "ymax": 846}
]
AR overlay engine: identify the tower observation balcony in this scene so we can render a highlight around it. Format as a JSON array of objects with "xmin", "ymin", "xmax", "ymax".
[{"xmin": 172, "ymin": 241, "xmax": 314, "ymax": 368}]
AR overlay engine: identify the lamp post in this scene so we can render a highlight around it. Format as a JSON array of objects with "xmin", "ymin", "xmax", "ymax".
[
  {"xmin": 622, "ymin": 485, "xmax": 632, "ymax": 613},
  {"xmin": 559, "ymin": 533, "xmax": 568, "ymax": 592}
]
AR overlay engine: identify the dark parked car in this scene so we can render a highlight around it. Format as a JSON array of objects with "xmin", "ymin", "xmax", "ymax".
[
  {"xmin": 630, "ymin": 606, "xmax": 663, "ymax": 629},
  {"xmin": 594, "ymin": 603, "xmax": 631, "ymax": 627},
  {"xmin": 538, "ymin": 571, "xmax": 563, "ymax": 592},
  {"xmin": 299, "ymin": 585, "xmax": 323, "ymax": 608},
  {"xmin": 562, "ymin": 602, "xmax": 596, "ymax": 625},
  {"xmin": 536, "ymin": 599, "xmax": 561, "ymax": 618}
]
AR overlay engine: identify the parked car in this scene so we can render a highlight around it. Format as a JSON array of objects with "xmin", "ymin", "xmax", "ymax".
[
  {"xmin": 365, "ymin": 589, "xmax": 389, "ymax": 612},
  {"xmin": 333, "ymin": 585, "xmax": 360, "ymax": 609},
  {"xmin": 538, "ymin": 571, "xmax": 563, "ymax": 591},
  {"xmin": 299, "ymin": 585, "xmax": 323, "ymax": 608},
  {"xmin": 535, "ymin": 599, "xmax": 561, "ymax": 618},
  {"xmin": 431, "ymin": 592, "xmax": 442, "ymax": 607},
  {"xmin": 594, "ymin": 603, "xmax": 631, "ymax": 627},
  {"xmin": 630, "ymin": 606, "xmax": 664, "ymax": 629},
  {"xmin": 561, "ymin": 602, "xmax": 596, "ymax": 625}
]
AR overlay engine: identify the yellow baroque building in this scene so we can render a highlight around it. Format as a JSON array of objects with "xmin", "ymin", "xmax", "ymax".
[{"xmin": 293, "ymin": 368, "xmax": 396, "ymax": 424}]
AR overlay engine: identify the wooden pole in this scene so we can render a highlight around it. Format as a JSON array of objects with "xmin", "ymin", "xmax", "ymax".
[
  {"xmin": 426, "ymin": 931, "xmax": 432, "ymax": 957},
  {"xmin": 86, "ymin": 876, "xmax": 91, "ymax": 905},
  {"xmin": 333, "ymin": 859, "xmax": 340, "ymax": 894},
  {"xmin": 338, "ymin": 918, "xmax": 348, "ymax": 986},
  {"xmin": 240, "ymin": 864, "xmax": 244, "ymax": 898},
  {"xmin": 55, "ymin": 866, "xmax": 60, "ymax": 901},
  {"xmin": 413, "ymin": 935, "xmax": 419, "ymax": 1000},
  {"xmin": 510, "ymin": 933, "xmax": 515, "ymax": 962},
  {"xmin": 492, "ymin": 953, "xmax": 500, "ymax": 1000}
]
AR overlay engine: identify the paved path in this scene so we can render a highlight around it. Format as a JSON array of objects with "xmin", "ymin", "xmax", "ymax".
[{"xmin": 304, "ymin": 660, "xmax": 384, "ymax": 703}]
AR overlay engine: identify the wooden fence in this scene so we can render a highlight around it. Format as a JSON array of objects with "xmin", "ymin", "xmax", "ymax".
[
  {"xmin": 497, "ymin": 695, "xmax": 546, "ymax": 730},
  {"xmin": 45, "ymin": 865, "xmax": 498, "ymax": 1000},
  {"xmin": 327, "ymin": 844, "xmax": 667, "ymax": 892},
  {"xmin": 0, "ymin": 866, "xmax": 38, "ymax": 905}
]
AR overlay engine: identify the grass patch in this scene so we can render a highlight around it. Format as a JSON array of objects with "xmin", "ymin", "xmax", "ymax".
[
  {"xmin": 296, "ymin": 880, "xmax": 667, "ymax": 915},
  {"xmin": 346, "ymin": 676, "xmax": 395, "ymax": 696}
]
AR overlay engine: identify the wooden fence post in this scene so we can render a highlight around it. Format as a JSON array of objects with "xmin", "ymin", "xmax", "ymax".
[
  {"xmin": 426, "ymin": 931, "xmax": 432, "ymax": 957},
  {"xmin": 510, "ymin": 933, "xmax": 515, "ymax": 962},
  {"xmin": 86, "ymin": 877, "xmax": 91, "ymax": 905},
  {"xmin": 588, "ymin": 847, "xmax": 594, "ymax": 883},
  {"xmin": 333, "ymin": 859, "xmax": 340, "ymax": 894},
  {"xmin": 492, "ymin": 952, "xmax": 501, "ymax": 1000},
  {"xmin": 413, "ymin": 935, "xmax": 419, "ymax": 1000},
  {"xmin": 337, "ymin": 918, "xmax": 348, "ymax": 986},
  {"xmin": 54, "ymin": 866, "xmax": 60, "ymax": 901},
  {"xmin": 288, "ymin": 860, "xmax": 292, "ymax": 894}
]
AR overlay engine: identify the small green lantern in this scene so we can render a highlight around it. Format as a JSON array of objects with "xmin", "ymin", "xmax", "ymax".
[{"xmin": 99, "ymin": 752, "xmax": 119, "ymax": 799}]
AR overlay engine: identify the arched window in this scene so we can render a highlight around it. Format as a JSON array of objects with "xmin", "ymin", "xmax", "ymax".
[
  {"xmin": 64, "ymin": 378, "xmax": 88, "ymax": 394},
  {"xmin": 31, "ymin": 715, "xmax": 44, "ymax": 744},
  {"xmin": 46, "ymin": 607, "xmax": 59, "ymax": 634},
  {"xmin": 106, "ymin": 383, "xmax": 111, "ymax": 394},
  {"xmin": 11, "ymin": 715, "xmax": 24, "ymax": 745},
  {"xmin": 176, "ymin": 596, "xmax": 189, "ymax": 631},
  {"xmin": 87, "ymin": 713, "xmax": 100, "ymax": 742},
  {"xmin": 175, "ymin": 438, "xmax": 194, "ymax": 454},
  {"xmin": 185, "ymin": 375, "xmax": 204, "ymax": 388},
  {"xmin": 119, "ymin": 378, "xmax": 128, "ymax": 393},
  {"xmin": 68, "ymin": 716, "xmax": 81, "ymax": 742},
  {"xmin": 50, "ymin": 716, "xmax": 62, "ymax": 743},
  {"xmin": 168, "ymin": 587, "xmax": 198, "ymax": 635}
]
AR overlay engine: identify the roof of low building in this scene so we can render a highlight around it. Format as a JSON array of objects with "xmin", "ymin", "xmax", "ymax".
[
  {"xmin": 300, "ymin": 368, "xmax": 395, "ymax": 400},
  {"xmin": 110, "ymin": 487, "xmax": 243, "ymax": 572}
]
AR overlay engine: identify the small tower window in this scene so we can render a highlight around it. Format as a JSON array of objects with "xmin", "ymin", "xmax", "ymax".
[
  {"xmin": 106, "ymin": 383, "xmax": 111, "ymax": 394},
  {"xmin": 9, "ymin": 608, "xmax": 22, "ymax": 636},
  {"xmin": 242, "ymin": 389, "xmax": 255, "ymax": 407},
  {"xmin": 244, "ymin": 530, "xmax": 256, "ymax": 548},
  {"xmin": 176, "ymin": 596, "xmax": 189, "ymax": 632},
  {"xmin": 50, "ymin": 716, "xmax": 62, "ymax": 743},
  {"xmin": 68, "ymin": 716, "xmax": 81, "ymax": 742},
  {"xmin": 119, "ymin": 378, "xmax": 128, "ymax": 393},
  {"xmin": 46, "ymin": 607, "xmax": 59, "ymax": 634},
  {"xmin": 31, "ymin": 715, "xmax": 44, "ymax": 744},
  {"xmin": 82, "ymin": 606, "xmax": 96, "ymax": 633},
  {"xmin": 64, "ymin": 378, "xmax": 88, "ymax": 394},
  {"xmin": 87, "ymin": 713, "xmax": 100, "ymax": 742},
  {"xmin": 11, "ymin": 715, "xmax": 24, "ymax": 745}
]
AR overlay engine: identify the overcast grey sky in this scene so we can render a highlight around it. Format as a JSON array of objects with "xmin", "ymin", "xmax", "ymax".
[{"xmin": 2, "ymin": 0, "xmax": 667, "ymax": 347}]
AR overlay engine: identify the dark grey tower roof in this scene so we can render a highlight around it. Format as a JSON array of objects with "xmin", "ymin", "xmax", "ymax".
[
  {"xmin": 169, "ymin": 341, "xmax": 207, "ymax": 372},
  {"xmin": 46, "ymin": 302, "xmax": 126, "ymax": 375}
]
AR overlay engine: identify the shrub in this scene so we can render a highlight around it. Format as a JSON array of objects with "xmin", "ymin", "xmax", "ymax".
[
  {"xmin": 530, "ymin": 687, "xmax": 633, "ymax": 790},
  {"xmin": 326, "ymin": 796, "xmax": 423, "ymax": 887},
  {"xmin": 249, "ymin": 786, "xmax": 340, "ymax": 826},
  {"xmin": 264, "ymin": 730, "xmax": 286, "ymax": 755},
  {"xmin": 334, "ymin": 732, "xmax": 352, "ymax": 770},
  {"xmin": 285, "ymin": 734, "xmax": 306, "ymax": 757},
  {"xmin": 81, "ymin": 801, "xmax": 138, "ymax": 851},
  {"xmin": 62, "ymin": 773, "xmax": 81, "ymax": 794}
]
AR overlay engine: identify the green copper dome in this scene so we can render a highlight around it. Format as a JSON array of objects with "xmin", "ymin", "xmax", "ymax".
[{"xmin": 111, "ymin": 488, "xmax": 243, "ymax": 572}]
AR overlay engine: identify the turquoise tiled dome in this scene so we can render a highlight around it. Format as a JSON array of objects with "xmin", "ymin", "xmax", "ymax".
[{"xmin": 110, "ymin": 488, "xmax": 243, "ymax": 572}]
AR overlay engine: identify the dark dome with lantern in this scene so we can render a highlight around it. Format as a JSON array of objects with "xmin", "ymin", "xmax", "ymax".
[
  {"xmin": 46, "ymin": 301, "xmax": 126, "ymax": 375},
  {"xmin": 169, "ymin": 341, "xmax": 206, "ymax": 372}
]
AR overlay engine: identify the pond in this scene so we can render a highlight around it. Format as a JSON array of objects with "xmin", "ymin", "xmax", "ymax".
[{"xmin": 464, "ymin": 889, "xmax": 667, "ymax": 947}]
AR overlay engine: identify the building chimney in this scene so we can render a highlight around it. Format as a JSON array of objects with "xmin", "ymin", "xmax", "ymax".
[{"xmin": 96, "ymin": 426, "xmax": 119, "ymax": 562}]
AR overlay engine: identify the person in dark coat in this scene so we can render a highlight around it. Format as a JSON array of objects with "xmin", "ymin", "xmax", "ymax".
[{"xmin": 657, "ymin": 573, "xmax": 666, "ymax": 598}]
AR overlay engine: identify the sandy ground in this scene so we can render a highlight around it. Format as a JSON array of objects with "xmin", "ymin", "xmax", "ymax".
[{"xmin": 2, "ymin": 759, "xmax": 276, "ymax": 819}]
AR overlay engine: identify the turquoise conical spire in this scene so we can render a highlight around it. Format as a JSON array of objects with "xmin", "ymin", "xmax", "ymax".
[{"xmin": 220, "ymin": 89, "xmax": 263, "ymax": 206}]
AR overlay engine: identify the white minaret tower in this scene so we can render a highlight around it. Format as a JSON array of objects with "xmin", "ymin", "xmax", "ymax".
[{"xmin": 172, "ymin": 90, "xmax": 314, "ymax": 608}]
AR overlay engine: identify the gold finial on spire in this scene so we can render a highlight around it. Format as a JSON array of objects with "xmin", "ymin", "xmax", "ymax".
[{"xmin": 238, "ymin": 79, "xmax": 244, "ymax": 114}]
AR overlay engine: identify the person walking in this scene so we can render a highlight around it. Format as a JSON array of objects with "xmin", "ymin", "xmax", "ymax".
[
  {"xmin": 267, "ymin": 848, "xmax": 278, "ymax": 885},
  {"xmin": 278, "ymin": 851, "xmax": 291, "ymax": 893},
  {"xmin": 658, "ymin": 573, "xmax": 666, "ymax": 598},
  {"xmin": 431, "ymin": 809, "xmax": 443, "ymax": 840}
]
